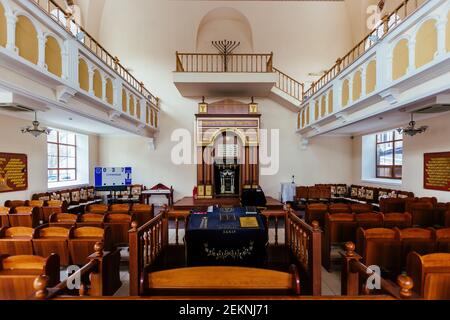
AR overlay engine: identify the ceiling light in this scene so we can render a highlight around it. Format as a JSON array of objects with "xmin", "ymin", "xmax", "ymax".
[
  {"xmin": 21, "ymin": 112, "xmax": 51, "ymax": 137},
  {"xmin": 397, "ymin": 113, "xmax": 428, "ymax": 137}
]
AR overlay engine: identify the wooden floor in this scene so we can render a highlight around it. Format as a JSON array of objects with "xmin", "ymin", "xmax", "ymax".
[{"xmin": 173, "ymin": 196, "xmax": 284, "ymax": 211}]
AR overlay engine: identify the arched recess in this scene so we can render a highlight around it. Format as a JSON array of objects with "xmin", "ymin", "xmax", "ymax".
[
  {"xmin": 0, "ymin": 3, "xmax": 6, "ymax": 47},
  {"xmin": 146, "ymin": 104, "xmax": 150, "ymax": 124},
  {"xmin": 352, "ymin": 71, "xmax": 362, "ymax": 102},
  {"xmin": 78, "ymin": 58, "xmax": 89, "ymax": 91},
  {"xmin": 415, "ymin": 19, "xmax": 437, "ymax": 69},
  {"xmin": 392, "ymin": 39, "xmax": 409, "ymax": 80},
  {"xmin": 16, "ymin": 15, "xmax": 38, "ymax": 64},
  {"xmin": 105, "ymin": 78, "xmax": 113, "ymax": 104},
  {"xmin": 45, "ymin": 36, "xmax": 62, "ymax": 77},
  {"xmin": 366, "ymin": 60, "xmax": 377, "ymax": 94},
  {"xmin": 306, "ymin": 107, "xmax": 310, "ymax": 125},
  {"xmin": 93, "ymin": 69, "xmax": 103, "ymax": 99},
  {"xmin": 136, "ymin": 101, "xmax": 141, "ymax": 119},
  {"xmin": 129, "ymin": 95, "xmax": 135, "ymax": 116},
  {"xmin": 328, "ymin": 90, "xmax": 333, "ymax": 114},
  {"xmin": 314, "ymin": 100, "xmax": 319, "ymax": 120},
  {"xmin": 342, "ymin": 79, "xmax": 349, "ymax": 108},
  {"xmin": 196, "ymin": 7, "xmax": 254, "ymax": 52},
  {"xmin": 447, "ymin": 12, "xmax": 450, "ymax": 52},
  {"xmin": 122, "ymin": 89, "xmax": 127, "ymax": 112},
  {"xmin": 320, "ymin": 95, "xmax": 326, "ymax": 117},
  {"xmin": 150, "ymin": 108, "xmax": 154, "ymax": 126}
]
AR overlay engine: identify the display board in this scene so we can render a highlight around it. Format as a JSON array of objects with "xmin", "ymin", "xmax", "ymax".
[
  {"xmin": 424, "ymin": 152, "xmax": 450, "ymax": 192},
  {"xmin": 94, "ymin": 167, "xmax": 132, "ymax": 187},
  {"xmin": 0, "ymin": 153, "xmax": 28, "ymax": 193}
]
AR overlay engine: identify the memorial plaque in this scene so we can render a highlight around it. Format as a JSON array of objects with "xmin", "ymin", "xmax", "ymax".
[
  {"xmin": 0, "ymin": 153, "xmax": 28, "ymax": 193},
  {"xmin": 424, "ymin": 152, "xmax": 450, "ymax": 192}
]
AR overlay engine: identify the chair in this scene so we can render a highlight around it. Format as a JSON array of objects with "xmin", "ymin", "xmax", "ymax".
[
  {"xmin": 86, "ymin": 204, "xmax": 109, "ymax": 214},
  {"xmin": 130, "ymin": 204, "xmax": 154, "ymax": 226},
  {"xmin": 408, "ymin": 202, "xmax": 435, "ymax": 227},
  {"xmin": 396, "ymin": 228, "xmax": 436, "ymax": 269},
  {"xmin": 4, "ymin": 200, "xmax": 26, "ymax": 209},
  {"xmin": 307, "ymin": 186, "xmax": 321, "ymax": 203},
  {"xmin": 109, "ymin": 203, "xmax": 130, "ymax": 213},
  {"xmin": 68, "ymin": 226, "xmax": 111, "ymax": 265},
  {"xmin": 351, "ymin": 203, "xmax": 373, "ymax": 214},
  {"xmin": 379, "ymin": 198, "xmax": 407, "ymax": 214},
  {"xmin": 105, "ymin": 213, "xmax": 133, "ymax": 246},
  {"xmin": 49, "ymin": 213, "xmax": 78, "ymax": 228},
  {"xmin": 0, "ymin": 254, "xmax": 60, "ymax": 300},
  {"xmin": 8, "ymin": 207, "xmax": 40, "ymax": 228},
  {"xmin": 25, "ymin": 200, "xmax": 44, "ymax": 222},
  {"xmin": 356, "ymin": 228, "xmax": 401, "ymax": 276},
  {"xmin": 305, "ymin": 203, "xmax": 328, "ymax": 227},
  {"xmin": 32, "ymin": 227, "xmax": 71, "ymax": 266},
  {"xmin": 0, "ymin": 207, "xmax": 10, "ymax": 228},
  {"xmin": 328, "ymin": 203, "xmax": 351, "ymax": 214},
  {"xmin": 0, "ymin": 227, "xmax": 34, "ymax": 256},
  {"xmin": 41, "ymin": 205, "xmax": 63, "ymax": 223},
  {"xmin": 354, "ymin": 213, "xmax": 384, "ymax": 230},
  {"xmin": 77, "ymin": 213, "xmax": 106, "ymax": 227},
  {"xmin": 382, "ymin": 212, "xmax": 412, "ymax": 229},
  {"xmin": 407, "ymin": 252, "xmax": 450, "ymax": 300},
  {"xmin": 436, "ymin": 228, "xmax": 450, "ymax": 253}
]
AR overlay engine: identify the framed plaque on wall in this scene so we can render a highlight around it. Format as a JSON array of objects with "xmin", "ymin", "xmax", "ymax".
[
  {"xmin": 0, "ymin": 153, "xmax": 28, "ymax": 193},
  {"xmin": 424, "ymin": 152, "xmax": 450, "ymax": 192}
]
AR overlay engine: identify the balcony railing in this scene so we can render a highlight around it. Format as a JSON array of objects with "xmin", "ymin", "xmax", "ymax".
[
  {"xmin": 303, "ymin": 0, "xmax": 428, "ymax": 101},
  {"xmin": 31, "ymin": 0, "xmax": 158, "ymax": 107},
  {"xmin": 175, "ymin": 52, "xmax": 273, "ymax": 73},
  {"xmin": 274, "ymin": 67, "xmax": 304, "ymax": 101}
]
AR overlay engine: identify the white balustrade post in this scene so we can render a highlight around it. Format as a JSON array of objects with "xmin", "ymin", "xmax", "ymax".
[
  {"xmin": 348, "ymin": 77, "xmax": 354, "ymax": 105},
  {"xmin": 376, "ymin": 43, "xmax": 389, "ymax": 88},
  {"xmin": 113, "ymin": 78, "xmax": 122, "ymax": 111},
  {"xmin": 140, "ymin": 98, "xmax": 146, "ymax": 123},
  {"xmin": 88, "ymin": 66, "xmax": 94, "ymax": 95},
  {"xmin": 65, "ymin": 40, "xmax": 79, "ymax": 86},
  {"xmin": 37, "ymin": 34, "xmax": 46, "ymax": 68},
  {"xmin": 408, "ymin": 38, "xmax": 416, "ymax": 73},
  {"xmin": 334, "ymin": 82, "xmax": 341, "ymax": 110},
  {"xmin": 436, "ymin": 19, "xmax": 447, "ymax": 58},
  {"xmin": 102, "ymin": 76, "xmax": 107, "ymax": 101},
  {"xmin": 361, "ymin": 67, "xmax": 367, "ymax": 98},
  {"xmin": 5, "ymin": 13, "xmax": 17, "ymax": 52}
]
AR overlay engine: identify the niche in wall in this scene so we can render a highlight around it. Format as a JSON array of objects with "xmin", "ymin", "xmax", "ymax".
[
  {"xmin": 45, "ymin": 36, "xmax": 62, "ymax": 77},
  {"xmin": 0, "ymin": 3, "xmax": 6, "ymax": 47},
  {"xmin": 415, "ymin": 19, "xmax": 437, "ymax": 69},
  {"xmin": 78, "ymin": 58, "xmax": 89, "ymax": 91},
  {"xmin": 16, "ymin": 15, "xmax": 38, "ymax": 65}
]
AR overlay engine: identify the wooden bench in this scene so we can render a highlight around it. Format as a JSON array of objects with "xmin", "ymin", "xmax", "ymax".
[
  {"xmin": 407, "ymin": 252, "xmax": 450, "ymax": 299},
  {"xmin": 0, "ymin": 227, "xmax": 34, "ymax": 256},
  {"xmin": 32, "ymin": 227, "xmax": 71, "ymax": 266},
  {"xmin": 141, "ymin": 266, "xmax": 300, "ymax": 296},
  {"xmin": 0, "ymin": 207, "xmax": 10, "ymax": 228},
  {"xmin": 8, "ymin": 207, "xmax": 40, "ymax": 228},
  {"xmin": 105, "ymin": 213, "xmax": 134, "ymax": 246},
  {"xmin": 68, "ymin": 226, "xmax": 112, "ymax": 265},
  {"xmin": 0, "ymin": 254, "xmax": 60, "ymax": 300}
]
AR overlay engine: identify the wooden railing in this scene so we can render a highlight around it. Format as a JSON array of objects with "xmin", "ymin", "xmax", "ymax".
[
  {"xmin": 32, "ymin": 242, "xmax": 122, "ymax": 299},
  {"xmin": 261, "ymin": 209, "xmax": 286, "ymax": 246},
  {"xmin": 273, "ymin": 68, "xmax": 304, "ymax": 101},
  {"xmin": 340, "ymin": 242, "xmax": 418, "ymax": 299},
  {"xmin": 285, "ymin": 207, "xmax": 322, "ymax": 296},
  {"xmin": 31, "ymin": 0, "xmax": 159, "ymax": 107},
  {"xmin": 303, "ymin": 0, "xmax": 429, "ymax": 100},
  {"xmin": 176, "ymin": 52, "xmax": 273, "ymax": 73}
]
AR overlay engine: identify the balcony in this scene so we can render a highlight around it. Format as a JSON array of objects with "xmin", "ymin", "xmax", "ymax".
[
  {"xmin": 296, "ymin": 0, "xmax": 450, "ymax": 140},
  {"xmin": 0, "ymin": 0, "xmax": 160, "ymax": 138}
]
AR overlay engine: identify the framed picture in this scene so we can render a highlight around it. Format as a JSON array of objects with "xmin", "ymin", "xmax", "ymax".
[{"xmin": 0, "ymin": 153, "xmax": 28, "ymax": 193}]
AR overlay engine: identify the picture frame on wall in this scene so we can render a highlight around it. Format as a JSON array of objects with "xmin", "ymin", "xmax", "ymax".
[{"xmin": 0, "ymin": 153, "xmax": 28, "ymax": 193}]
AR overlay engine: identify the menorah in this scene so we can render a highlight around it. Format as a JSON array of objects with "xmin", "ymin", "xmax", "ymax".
[{"xmin": 212, "ymin": 40, "xmax": 241, "ymax": 72}]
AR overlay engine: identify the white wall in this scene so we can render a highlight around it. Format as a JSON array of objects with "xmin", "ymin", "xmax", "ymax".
[
  {"xmin": 0, "ymin": 113, "xmax": 99, "ymax": 204},
  {"xmin": 352, "ymin": 112, "xmax": 450, "ymax": 202}
]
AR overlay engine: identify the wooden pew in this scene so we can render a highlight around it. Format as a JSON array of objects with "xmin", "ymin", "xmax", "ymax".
[
  {"xmin": 8, "ymin": 207, "xmax": 40, "ymax": 228},
  {"xmin": 104, "ymin": 213, "xmax": 134, "ymax": 246},
  {"xmin": 396, "ymin": 228, "xmax": 436, "ymax": 268},
  {"xmin": 25, "ymin": 200, "xmax": 45, "ymax": 222},
  {"xmin": 77, "ymin": 213, "xmax": 106, "ymax": 227},
  {"xmin": 109, "ymin": 204, "xmax": 131, "ymax": 213},
  {"xmin": 130, "ymin": 204, "xmax": 154, "ymax": 227},
  {"xmin": 0, "ymin": 227, "xmax": 34, "ymax": 256},
  {"xmin": 382, "ymin": 212, "xmax": 412, "ymax": 229},
  {"xmin": 4, "ymin": 200, "xmax": 26, "ymax": 210},
  {"xmin": 380, "ymin": 198, "xmax": 407, "ymax": 214},
  {"xmin": 0, "ymin": 254, "xmax": 60, "ymax": 300},
  {"xmin": 68, "ymin": 226, "xmax": 112, "ymax": 265},
  {"xmin": 42, "ymin": 202, "xmax": 64, "ymax": 223},
  {"xmin": 0, "ymin": 206, "xmax": 10, "ymax": 228},
  {"xmin": 351, "ymin": 204, "xmax": 373, "ymax": 214},
  {"xmin": 86, "ymin": 204, "xmax": 109, "ymax": 214},
  {"xmin": 140, "ymin": 266, "xmax": 300, "ymax": 296},
  {"xmin": 407, "ymin": 252, "xmax": 450, "ymax": 299},
  {"xmin": 305, "ymin": 203, "xmax": 328, "ymax": 228},
  {"xmin": 436, "ymin": 228, "xmax": 450, "ymax": 252},
  {"xmin": 49, "ymin": 213, "xmax": 78, "ymax": 228},
  {"xmin": 32, "ymin": 227, "xmax": 71, "ymax": 266},
  {"xmin": 328, "ymin": 203, "xmax": 351, "ymax": 214}
]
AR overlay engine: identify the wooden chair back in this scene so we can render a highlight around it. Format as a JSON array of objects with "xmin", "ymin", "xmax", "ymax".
[
  {"xmin": 0, "ymin": 254, "xmax": 60, "ymax": 300},
  {"xmin": 0, "ymin": 227, "xmax": 34, "ymax": 256},
  {"xmin": 141, "ymin": 266, "xmax": 300, "ymax": 296},
  {"xmin": 32, "ymin": 227, "xmax": 71, "ymax": 266},
  {"xmin": 68, "ymin": 226, "xmax": 111, "ymax": 265},
  {"xmin": 77, "ymin": 213, "xmax": 106, "ymax": 227},
  {"xmin": 0, "ymin": 207, "xmax": 10, "ymax": 228},
  {"xmin": 109, "ymin": 204, "xmax": 131, "ymax": 213},
  {"xmin": 8, "ymin": 207, "xmax": 40, "ymax": 228},
  {"xmin": 407, "ymin": 252, "xmax": 450, "ymax": 300},
  {"xmin": 4, "ymin": 200, "xmax": 26, "ymax": 209},
  {"xmin": 86, "ymin": 204, "xmax": 109, "ymax": 214},
  {"xmin": 49, "ymin": 213, "xmax": 78, "ymax": 228},
  {"xmin": 305, "ymin": 203, "xmax": 327, "ymax": 227},
  {"xmin": 295, "ymin": 186, "xmax": 309, "ymax": 200},
  {"xmin": 382, "ymin": 212, "xmax": 412, "ymax": 229},
  {"xmin": 408, "ymin": 202, "xmax": 435, "ymax": 227},
  {"xmin": 130, "ymin": 204, "xmax": 154, "ymax": 226},
  {"xmin": 436, "ymin": 228, "xmax": 450, "ymax": 253},
  {"xmin": 379, "ymin": 198, "xmax": 407, "ymax": 214},
  {"xmin": 396, "ymin": 228, "xmax": 436, "ymax": 268},
  {"xmin": 351, "ymin": 204, "xmax": 373, "ymax": 214},
  {"xmin": 328, "ymin": 203, "xmax": 351, "ymax": 214},
  {"xmin": 354, "ymin": 213, "xmax": 384, "ymax": 229},
  {"xmin": 105, "ymin": 213, "xmax": 133, "ymax": 246}
]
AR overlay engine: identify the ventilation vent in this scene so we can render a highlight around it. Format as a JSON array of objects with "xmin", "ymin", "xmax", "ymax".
[
  {"xmin": 0, "ymin": 104, "xmax": 34, "ymax": 113},
  {"xmin": 415, "ymin": 104, "xmax": 450, "ymax": 114}
]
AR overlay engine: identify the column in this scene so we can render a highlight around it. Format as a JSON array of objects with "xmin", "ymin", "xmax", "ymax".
[
  {"xmin": 101, "ymin": 76, "xmax": 107, "ymax": 102},
  {"xmin": 361, "ymin": 67, "xmax": 367, "ymax": 98},
  {"xmin": 376, "ymin": 43, "xmax": 389, "ymax": 87},
  {"xmin": 88, "ymin": 66, "xmax": 94, "ymax": 95},
  {"xmin": 251, "ymin": 146, "xmax": 259, "ymax": 186},
  {"xmin": 38, "ymin": 34, "xmax": 46, "ymax": 69},
  {"xmin": 348, "ymin": 77, "xmax": 354, "ymax": 106},
  {"xmin": 5, "ymin": 13, "xmax": 17, "ymax": 52},
  {"xmin": 65, "ymin": 39, "xmax": 79, "ymax": 86},
  {"xmin": 113, "ymin": 78, "xmax": 123, "ymax": 110},
  {"xmin": 408, "ymin": 38, "xmax": 416, "ymax": 73},
  {"xmin": 244, "ymin": 146, "xmax": 250, "ymax": 186},
  {"xmin": 436, "ymin": 19, "xmax": 447, "ymax": 57},
  {"xmin": 204, "ymin": 146, "xmax": 213, "ymax": 198},
  {"xmin": 333, "ymin": 82, "xmax": 341, "ymax": 110},
  {"xmin": 197, "ymin": 146, "xmax": 205, "ymax": 198}
]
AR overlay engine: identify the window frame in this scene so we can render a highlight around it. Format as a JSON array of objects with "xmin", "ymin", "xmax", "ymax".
[
  {"xmin": 375, "ymin": 130, "xmax": 403, "ymax": 180},
  {"xmin": 47, "ymin": 130, "xmax": 77, "ymax": 183}
]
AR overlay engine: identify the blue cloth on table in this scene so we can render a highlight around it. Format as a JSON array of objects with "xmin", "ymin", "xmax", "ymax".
[{"xmin": 185, "ymin": 207, "xmax": 268, "ymax": 266}]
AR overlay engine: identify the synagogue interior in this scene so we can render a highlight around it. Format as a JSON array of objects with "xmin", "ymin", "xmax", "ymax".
[{"xmin": 0, "ymin": 0, "xmax": 450, "ymax": 304}]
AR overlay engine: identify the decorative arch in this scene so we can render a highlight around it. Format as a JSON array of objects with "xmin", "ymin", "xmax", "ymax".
[
  {"xmin": 320, "ymin": 95, "xmax": 326, "ymax": 117},
  {"xmin": 16, "ymin": 15, "xmax": 39, "ymax": 64},
  {"xmin": 78, "ymin": 58, "xmax": 89, "ymax": 91},
  {"xmin": 0, "ymin": 2, "xmax": 6, "ymax": 47},
  {"xmin": 106, "ymin": 78, "xmax": 113, "ymax": 105},
  {"xmin": 93, "ymin": 69, "xmax": 103, "ymax": 99},
  {"xmin": 328, "ymin": 90, "xmax": 334, "ymax": 114},
  {"xmin": 196, "ymin": 7, "xmax": 254, "ymax": 52},
  {"xmin": 314, "ymin": 100, "xmax": 319, "ymax": 120},
  {"xmin": 352, "ymin": 70, "xmax": 362, "ymax": 102},
  {"xmin": 45, "ymin": 35, "xmax": 62, "ymax": 77},
  {"xmin": 415, "ymin": 19, "xmax": 437, "ymax": 69},
  {"xmin": 341, "ymin": 79, "xmax": 349, "ymax": 107},
  {"xmin": 366, "ymin": 60, "xmax": 377, "ymax": 94},
  {"xmin": 122, "ymin": 88, "xmax": 127, "ymax": 112},
  {"xmin": 392, "ymin": 38, "xmax": 409, "ymax": 80},
  {"xmin": 136, "ymin": 100, "xmax": 141, "ymax": 119}
]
